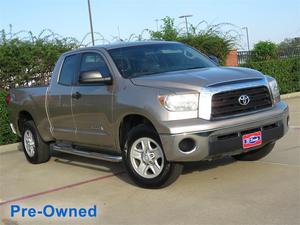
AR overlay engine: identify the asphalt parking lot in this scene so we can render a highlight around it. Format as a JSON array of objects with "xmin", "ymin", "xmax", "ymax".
[{"xmin": 0, "ymin": 97, "xmax": 299, "ymax": 225}]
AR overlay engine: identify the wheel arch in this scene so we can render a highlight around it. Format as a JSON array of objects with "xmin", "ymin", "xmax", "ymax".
[
  {"xmin": 18, "ymin": 110, "xmax": 35, "ymax": 134},
  {"xmin": 118, "ymin": 113, "xmax": 159, "ymax": 151}
]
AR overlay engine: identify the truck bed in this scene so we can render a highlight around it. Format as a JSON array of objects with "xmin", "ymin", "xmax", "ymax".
[{"xmin": 8, "ymin": 86, "xmax": 52, "ymax": 141}]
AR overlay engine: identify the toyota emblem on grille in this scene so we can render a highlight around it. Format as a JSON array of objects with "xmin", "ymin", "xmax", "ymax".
[{"xmin": 238, "ymin": 95, "xmax": 250, "ymax": 105}]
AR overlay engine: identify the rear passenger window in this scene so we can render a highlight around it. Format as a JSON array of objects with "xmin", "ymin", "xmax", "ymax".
[
  {"xmin": 80, "ymin": 53, "xmax": 110, "ymax": 77},
  {"xmin": 59, "ymin": 54, "xmax": 80, "ymax": 86}
]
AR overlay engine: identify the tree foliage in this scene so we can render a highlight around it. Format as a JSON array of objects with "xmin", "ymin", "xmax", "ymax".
[
  {"xmin": 0, "ymin": 30, "xmax": 78, "ymax": 89},
  {"xmin": 149, "ymin": 17, "xmax": 179, "ymax": 41},
  {"xmin": 278, "ymin": 38, "xmax": 300, "ymax": 50},
  {"xmin": 249, "ymin": 41, "xmax": 278, "ymax": 62}
]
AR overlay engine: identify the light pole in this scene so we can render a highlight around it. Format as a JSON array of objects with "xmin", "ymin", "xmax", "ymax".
[
  {"xmin": 117, "ymin": 26, "xmax": 121, "ymax": 40},
  {"xmin": 154, "ymin": 19, "xmax": 160, "ymax": 31},
  {"xmin": 179, "ymin": 15, "xmax": 192, "ymax": 35},
  {"xmin": 87, "ymin": 0, "xmax": 95, "ymax": 46},
  {"xmin": 242, "ymin": 27, "xmax": 250, "ymax": 51}
]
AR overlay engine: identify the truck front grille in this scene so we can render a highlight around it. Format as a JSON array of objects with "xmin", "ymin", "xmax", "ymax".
[{"xmin": 211, "ymin": 86, "xmax": 272, "ymax": 118}]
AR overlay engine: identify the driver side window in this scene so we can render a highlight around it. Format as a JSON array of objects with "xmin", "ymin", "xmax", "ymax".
[{"xmin": 80, "ymin": 53, "xmax": 110, "ymax": 77}]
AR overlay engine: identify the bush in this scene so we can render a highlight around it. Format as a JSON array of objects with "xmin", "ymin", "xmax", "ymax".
[
  {"xmin": 0, "ymin": 89, "xmax": 18, "ymax": 145},
  {"xmin": 243, "ymin": 57, "xmax": 300, "ymax": 94},
  {"xmin": 0, "ymin": 30, "xmax": 78, "ymax": 89},
  {"xmin": 249, "ymin": 41, "xmax": 278, "ymax": 62}
]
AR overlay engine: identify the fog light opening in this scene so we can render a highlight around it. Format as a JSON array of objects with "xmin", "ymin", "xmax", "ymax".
[{"xmin": 178, "ymin": 138, "xmax": 196, "ymax": 153}]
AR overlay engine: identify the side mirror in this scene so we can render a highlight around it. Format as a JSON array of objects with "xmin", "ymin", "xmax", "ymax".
[
  {"xmin": 208, "ymin": 55, "xmax": 220, "ymax": 65},
  {"xmin": 79, "ymin": 71, "xmax": 112, "ymax": 84}
]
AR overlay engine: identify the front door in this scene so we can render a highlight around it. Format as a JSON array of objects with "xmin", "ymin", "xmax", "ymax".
[{"xmin": 71, "ymin": 52, "xmax": 114, "ymax": 149}]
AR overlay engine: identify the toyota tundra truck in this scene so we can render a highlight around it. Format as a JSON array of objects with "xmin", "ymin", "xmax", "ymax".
[{"xmin": 7, "ymin": 41, "xmax": 289, "ymax": 188}]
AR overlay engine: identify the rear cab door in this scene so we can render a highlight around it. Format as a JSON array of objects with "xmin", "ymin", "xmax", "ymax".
[{"xmin": 47, "ymin": 53, "xmax": 80, "ymax": 142}]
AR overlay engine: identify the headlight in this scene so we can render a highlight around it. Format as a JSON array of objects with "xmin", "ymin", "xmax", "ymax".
[
  {"xmin": 158, "ymin": 93, "xmax": 199, "ymax": 112},
  {"xmin": 268, "ymin": 79, "xmax": 280, "ymax": 103}
]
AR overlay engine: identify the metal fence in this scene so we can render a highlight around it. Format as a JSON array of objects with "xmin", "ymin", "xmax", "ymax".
[
  {"xmin": 237, "ymin": 47, "xmax": 300, "ymax": 65},
  {"xmin": 237, "ymin": 51, "xmax": 251, "ymax": 65}
]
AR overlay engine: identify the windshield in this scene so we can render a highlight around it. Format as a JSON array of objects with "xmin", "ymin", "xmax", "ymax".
[{"xmin": 108, "ymin": 43, "xmax": 216, "ymax": 78}]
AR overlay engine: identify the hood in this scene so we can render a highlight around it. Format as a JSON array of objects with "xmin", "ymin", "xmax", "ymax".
[{"xmin": 130, "ymin": 67, "xmax": 265, "ymax": 92}]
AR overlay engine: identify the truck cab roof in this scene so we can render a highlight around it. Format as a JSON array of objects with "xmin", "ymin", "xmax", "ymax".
[{"xmin": 63, "ymin": 40, "xmax": 180, "ymax": 55}]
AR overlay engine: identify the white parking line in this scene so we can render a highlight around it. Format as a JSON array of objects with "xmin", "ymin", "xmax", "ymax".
[
  {"xmin": 290, "ymin": 125, "xmax": 300, "ymax": 128},
  {"xmin": 254, "ymin": 161, "xmax": 300, "ymax": 167}
]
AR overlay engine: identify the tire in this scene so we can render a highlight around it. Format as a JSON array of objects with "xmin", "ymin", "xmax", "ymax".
[
  {"xmin": 22, "ymin": 120, "xmax": 50, "ymax": 164},
  {"xmin": 232, "ymin": 142, "xmax": 275, "ymax": 161},
  {"xmin": 122, "ymin": 124, "xmax": 183, "ymax": 188}
]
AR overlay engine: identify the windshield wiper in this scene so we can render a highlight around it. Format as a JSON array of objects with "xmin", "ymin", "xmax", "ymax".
[
  {"xmin": 185, "ymin": 66, "xmax": 206, "ymax": 70},
  {"xmin": 129, "ymin": 67, "xmax": 206, "ymax": 78},
  {"xmin": 129, "ymin": 71, "xmax": 166, "ymax": 78}
]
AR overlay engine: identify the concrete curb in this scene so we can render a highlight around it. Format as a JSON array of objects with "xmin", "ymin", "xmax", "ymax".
[
  {"xmin": 281, "ymin": 92, "xmax": 300, "ymax": 99},
  {"xmin": 0, "ymin": 142, "xmax": 22, "ymax": 153}
]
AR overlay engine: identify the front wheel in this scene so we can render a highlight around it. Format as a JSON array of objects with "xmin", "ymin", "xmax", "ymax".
[
  {"xmin": 232, "ymin": 142, "xmax": 275, "ymax": 161},
  {"xmin": 122, "ymin": 124, "xmax": 183, "ymax": 188}
]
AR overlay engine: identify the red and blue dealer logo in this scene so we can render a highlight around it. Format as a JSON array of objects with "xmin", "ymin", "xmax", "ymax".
[{"xmin": 242, "ymin": 131, "xmax": 262, "ymax": 149}]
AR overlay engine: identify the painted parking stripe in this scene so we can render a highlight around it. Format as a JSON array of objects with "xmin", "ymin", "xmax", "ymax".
[
  {"xmin": 0, "ymin": 171, "xmax": 124, "ymax": 206},
  {"xmin": 290, "ymin": 125, "xmax": 300, "ymax": 130}
]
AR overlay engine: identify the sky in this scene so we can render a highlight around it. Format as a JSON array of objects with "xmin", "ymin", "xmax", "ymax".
[{"xmin": 1, "ymin": 0, "xmax": 299, "ymax": 50}]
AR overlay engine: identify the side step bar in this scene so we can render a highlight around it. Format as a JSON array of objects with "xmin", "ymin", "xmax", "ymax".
[{"xmin": 52, "ymin": 144, "xmax": 122, "ymax": 163}]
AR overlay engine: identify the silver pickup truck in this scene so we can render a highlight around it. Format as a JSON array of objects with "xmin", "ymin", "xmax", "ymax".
[{"xmin": 7, "ymin": 41, "xmax": 289, "ymax": 188}]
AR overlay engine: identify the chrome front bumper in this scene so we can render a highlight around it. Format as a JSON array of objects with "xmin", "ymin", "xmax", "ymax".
[{"xmin": 159, "ymin": 101, "xmax": 289, "ymax": 162}]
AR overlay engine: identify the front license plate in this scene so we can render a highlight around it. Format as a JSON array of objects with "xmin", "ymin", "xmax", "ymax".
[{"xmin": 242, "ymin": 131, "xmax": 262, "ymax": 149}]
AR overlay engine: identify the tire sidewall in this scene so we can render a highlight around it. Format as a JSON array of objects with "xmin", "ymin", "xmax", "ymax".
[
  {"xmin": 22, "ymin": 121, "xmax": 40, "ymax": 163},
  {"xmin": 123, "ymin": 125, "xmax": 173, "ymax": 188}
]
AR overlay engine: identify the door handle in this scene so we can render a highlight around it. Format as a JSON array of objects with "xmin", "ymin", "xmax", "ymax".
[{"xmin": 72, "ymin": 92, "xmax": 82, "ymax": 99}]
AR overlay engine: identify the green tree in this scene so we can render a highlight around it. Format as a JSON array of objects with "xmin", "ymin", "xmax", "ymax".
[
  {"xmin": 250, "ymin": 41, "xmax": 278, "ymax": 62},
  {"xmin": 278, "ymin": 38, "xmax": 300, "ymax": 50},
  {"xmin": 149, "ymin": 17, "xmax": 179, "ymax": 41}
]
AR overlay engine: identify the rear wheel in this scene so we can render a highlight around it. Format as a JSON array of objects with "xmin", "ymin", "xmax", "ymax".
[
  {"xmin": 122, "ymin": 124, "xmax": 183, "ymax": 188},
  {"xmin": 232, "ymin": 142, "xmax": 275, "ymax": 161},
  {"xmin": 22, "ymin": 121, "xmax": 50, "ymax": 164}
]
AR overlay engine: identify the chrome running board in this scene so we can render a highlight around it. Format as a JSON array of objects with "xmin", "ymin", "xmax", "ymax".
[{"xmin": 52, "ymin": 144, "xmax": 122, "ymax": 163}]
